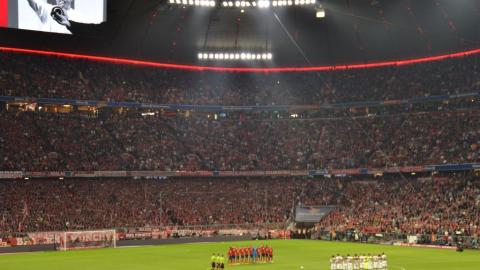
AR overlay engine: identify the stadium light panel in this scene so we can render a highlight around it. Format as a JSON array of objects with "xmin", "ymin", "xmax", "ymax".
[
  {"xmin": 169, "ymin": 0, "xmax": 215, "ymax": 7},
  {"xmin": 198, "ymin": 51, "xmax": 273, "ymax": 61},
  {"xmin": 316, "ymin": 9, "xmax": 325, "ymax": 18},
  {"xmin": 218, "ymin": 0, "xmax": 314, "ymax": 8}
]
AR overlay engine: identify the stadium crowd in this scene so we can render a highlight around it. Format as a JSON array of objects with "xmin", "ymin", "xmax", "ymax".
[
  {"xmin": 1, "ymin": 109, "xmax": 479, "ymax": 171},
  {"xmin": 1, "ymin": 51, "xmax": 480, "ymax": 105},
  {"xmin": 0, "ymin": 177, "xmax": 337, "ymax": 233},
  {"xmin": 0, "ymin": 175, "xmax": 478, "ymax": 238},
  {"xmin": 0, "ymin": 51, "xmax": 480, "ymax": 241},
  {"xmin": 318, "ymin": 176, "xmax": 480, "ymax": 237}
]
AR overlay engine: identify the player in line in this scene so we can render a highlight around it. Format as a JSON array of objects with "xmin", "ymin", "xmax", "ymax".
[
  {"xmin": 330, "ymin": 253, "xmax": 387, "ymax": 270},
  {"xmin": 227, "ymin": 245, "xmax": 273, "ymax": 265}
]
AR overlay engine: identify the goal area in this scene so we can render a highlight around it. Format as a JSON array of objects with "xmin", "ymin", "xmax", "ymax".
[{"xmin": 58, "ymin": 230, "xmax": 116, "ymax": 251}]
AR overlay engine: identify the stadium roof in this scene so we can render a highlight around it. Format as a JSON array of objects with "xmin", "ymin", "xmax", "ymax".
[{"xmin": 1, "ymin": 0, "xmax": 479, "ymax": 69}]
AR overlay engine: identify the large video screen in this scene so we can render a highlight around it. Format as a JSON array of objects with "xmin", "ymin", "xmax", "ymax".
[{"xmin": 0, "ymin": 0, "xmax": 107, "ymax": 34}]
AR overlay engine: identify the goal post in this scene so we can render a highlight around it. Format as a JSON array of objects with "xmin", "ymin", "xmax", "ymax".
[{"xmin": 58, "ymin": 229, "xmax": 116, "ymax": 251}]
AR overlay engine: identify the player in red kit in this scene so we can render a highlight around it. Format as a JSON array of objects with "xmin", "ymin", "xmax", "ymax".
[
  {"xmin": 228, "ymin": 247, "xmax": 234, "ymax": 265},
  {"xmin": 256, "ymin": 246, "xmax": 261, "ymax": 263},
  {"xmin": 267, "ymin": 246, "xmax": 273, "ymax": 262},
  {"xmin": 234, "ymin": 247, "xmax": 239, "ymax": 264},
  {"xmin": 264, "ymin": 246, "xmax": 269, "ymax": 262},
  {"xmin": 237, "ymin": 247, "xmax": 242, "ymax": 264},
  {"xmin": 241, "ymin": 247, "xmax": 247, "ymax": 264},
  {"xmin": 243, "ymin": 247, "xmax": 249, "ymax": 264}
]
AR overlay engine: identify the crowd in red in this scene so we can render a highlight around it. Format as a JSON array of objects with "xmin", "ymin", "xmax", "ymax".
[
  {"xmin": 318, "ymin": 176, "xmax": 480, "ymax": 237},
  {"xmin": 0, "ymin": 177, "xmax": 335, "ymax": 233},
  {"xmin": 1, "ymin": 109, "xmax": 479, "ymax": 171},
  {"xmin": 0, "ymin": 176, "xmax": 478, "ymax": 238},
  {"xmin": 0, "ymin": 51, "xmax": 480, "ymax": 240},
  {"xmin": 1, "ymin": 51, "xmax": 480, "ymax": 105}
]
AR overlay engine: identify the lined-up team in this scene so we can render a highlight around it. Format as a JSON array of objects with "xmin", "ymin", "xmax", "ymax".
[
  {"xmin": 228, "ymin": 246, "xmax": 273, "ymax": 265},
  {"xmin": 330, "ymin": 254, "xmax": 388, "ymax": 270}
]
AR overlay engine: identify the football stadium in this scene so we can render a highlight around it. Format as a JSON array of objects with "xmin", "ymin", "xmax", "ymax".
[{"xmin": 0, "ymin": 0, "xmax": 480, "ymax": 269}]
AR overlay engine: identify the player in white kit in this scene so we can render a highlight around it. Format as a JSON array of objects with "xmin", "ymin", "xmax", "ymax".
[
  {"xmin": 342, "ymin": 255, "xmax": 348, "ymax": 270},
  {"xmin": 336, "ymin": 255, "xmax": 343, "ymax": 270},
  {"xmin": 381, "ymin": 253, "xmax": 387, "ymax": 270},
  {"xmin": 359, "ymin": 254, "xmax": 365, "ymax": 270},
  {"xmin": 372, "ymin": 255, "xmax": 379, "ymax": 269},
  {"xmin": 353, "ymin": 254, "xmax": 360, "ymax": 270},
  {"xmin": 347, "ymin": 255, "xmax": 354, "ymax": 270},
  {"xmin": 331, "ymin": 255, "xmax": 337, "ymax": 270}
]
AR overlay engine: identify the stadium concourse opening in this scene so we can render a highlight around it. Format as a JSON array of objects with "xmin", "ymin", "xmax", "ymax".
[{"xmin": 1, "ymin": 46, "xmax": 480, "ymax": 72}]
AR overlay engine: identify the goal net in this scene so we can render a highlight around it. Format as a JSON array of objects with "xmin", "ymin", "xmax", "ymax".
[{"xmin": 58, "ymin": 230, "xmax": 116, "ymax": 251}]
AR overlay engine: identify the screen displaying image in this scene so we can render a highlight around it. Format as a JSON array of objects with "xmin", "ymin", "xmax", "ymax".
[{"xmin": 0, "ymin": 0, "xmax": 107, "ymax": 34}]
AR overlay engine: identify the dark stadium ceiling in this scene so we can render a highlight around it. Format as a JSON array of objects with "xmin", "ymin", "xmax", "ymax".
[{"xmin": 1, "ymin": 0, "xmax": 480, "ymax": 68}]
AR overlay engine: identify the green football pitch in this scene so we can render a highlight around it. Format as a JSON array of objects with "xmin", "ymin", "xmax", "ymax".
[{"xmin": 1, "ymin": 240, "xmax": 479, "ymax": 270}]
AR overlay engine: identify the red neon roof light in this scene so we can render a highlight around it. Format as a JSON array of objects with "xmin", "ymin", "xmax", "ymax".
[{"xmin": 1, "ymin": 46, "xmax": 480, "ymax": 73}]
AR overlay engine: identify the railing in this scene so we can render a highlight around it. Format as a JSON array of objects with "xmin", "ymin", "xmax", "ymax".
[
  {"xmin": 1, "ymin": 162, "xmax": 480, "ymax": 179},
  {"xmin": 307, "ymin": 230, "xmax": 479, "ymax": 250},
  {"xmin": 0, "ymin": 222, "xmax": 288, "ymax": 247},
  {"xmin": 1, "ymin": 91, "xmax": 479, "ymax": 112}
]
